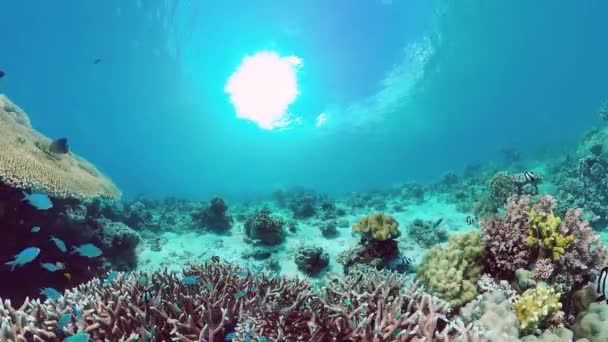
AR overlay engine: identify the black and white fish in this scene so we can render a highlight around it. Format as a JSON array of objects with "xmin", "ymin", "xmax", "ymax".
[
  {"xmin": 595, "ymin": 267, "xmax": 608, "ymax": 303},
  {"xmin": 518, "ymin": 171, "xmax": 540, "ymax": 184},
  {"xmin": 466, "ymin": 215, "xmax": 478, "ymax": 225},
  {"xmin": 211, "ymin": 256, "xmax": 220, "ymax": 263},
  {"xmin": 49, "ymin": 138, "xmax": 69, "ymax": 154}
]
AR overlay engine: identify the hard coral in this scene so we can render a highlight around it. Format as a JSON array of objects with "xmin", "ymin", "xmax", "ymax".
[
  {"xmin": 0, "ymin": 95, "xmax": 121, "ymax": 199},
  {"xmin": 352, "ymin": 212, "xmax": 400, "ymax": 241},
  {"xmin": 513, "ymin": 283, "xmax": 562, "ymax": 333},
  {"xmin": 192, "ymin": 196, "xmax": 233, "ymax": 233},
  {"xmin": 0, "ymin": 263, "xmax": 482, "ymax": 342},
  {"xmin": 243, "ymin": 208, "xmax": 285, "ymax": 245},
  {"xmin": 407, "ymin": 218, "xmax": 448, "ymax": 247},
  {"xmin": 417, "ymin": 231, "xmax": 485, "ymax": 308},
  {"xmin": 294, "ymin": 245, "xmax": 329, "ymax": 275},
  {"xmin": 526, "ymin": 209, "xmax": 574, "ymax": 261}
]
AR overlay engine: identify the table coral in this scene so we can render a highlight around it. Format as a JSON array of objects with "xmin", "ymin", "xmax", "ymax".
[
  {"xmin": 0, "ymin": 95, "xmax": 120, "ymax": 199},
  {"xmin": 352, "ymin": 212, "xmax": 400, "ymax": 241},
  {"xmin": 513, "ymin": 283, "xmax": 562, "ymax": 333},
  {"xmin": 417, "ymin": 231, "xmax": 485, "ymax": 308}
]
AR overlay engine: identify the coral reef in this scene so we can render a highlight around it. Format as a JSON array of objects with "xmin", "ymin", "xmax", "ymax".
[
  {"xmin": 473, "ymin": 171, "xmax": 521, "ymax": 217},
  {"xmin": 526, "ymin": 209, "xmax": 574, "ymax": 261},
  {"xmin": 319, "ymin": 219, "xmax": 338, "ymax": 238},
  {"xmin": 0, "ymin": 95, "xmax": 120, "ymax": 199},
  {"xmin": 513, "ymin": 283, "xmax": 563, "ymax": 333},
  {"xmin": 407, "ymin": 218, "xmax": 448, "ymax": 248},
  {"xmin": 192, "ymin": 196, "xmax": 233, "ymax": 233},
  {"xmin": 417, "ymin": 231, "xmax": 485, "ymax": 308},
  {"xmin": 243, "ymin": 208, "xmax": 285, "ymax": 245},
  {"xmin": 294, "ymin": 245, "xmax": 329, "ymax": 275},
  {"xmin": 0, "ymin": 263, "xmax": 480, "ymax": 341},
  {"xmin": 573, "ymin": 302, "xmax": 608, "ymax": 342},
  {"xmin": 352, "ymin": 213, "xmax": 400, "ymax": 241}
]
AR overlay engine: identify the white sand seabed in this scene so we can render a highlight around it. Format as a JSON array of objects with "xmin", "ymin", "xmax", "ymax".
[{"xmin": 136, "ymin": 195, "xmax": 477, "ymax": 278}]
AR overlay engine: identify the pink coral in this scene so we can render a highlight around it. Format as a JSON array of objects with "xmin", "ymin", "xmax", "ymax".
[
  {"xmin": 481, "ymin": 195, "xmax": 532, "ymax": 279},
  {"xmin": 533, "ymin": 258, "xmax": 555, "ymax": 281}
]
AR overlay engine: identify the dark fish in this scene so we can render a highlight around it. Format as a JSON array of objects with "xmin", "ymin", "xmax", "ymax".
[
  {"xmin": 466, "ymin": 215, "xmax": 477, "ymax": 225},
  {"xmin": 432, "ymin": 218, "xmax": 444, "ymax": 228},
  {"xmin": 93, "ymin": 58, "xmax": 102, "ymax": 64},
  {"xmin": 49, "ymin": 138, "xmax": 69, "ymax": 154},
  {"xmin": 211, "ymin": 256, "xmax": 220, "ymax": 263},
  {"xmin": 0, "ymin": 70, "xmax": 4, "ymax": 78}
]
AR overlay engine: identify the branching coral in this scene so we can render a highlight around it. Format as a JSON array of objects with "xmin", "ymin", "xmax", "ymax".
[
  {"xmin": 417, "ymin": 231, "xmax": 485, "ymax": 308},
  {"xmin": 513, "ymin": 283, "xmax": 562, "ymax": 333},
  {"xmin": 352, "ymin": 213, "xmax": 400, "ymax": 241},
  {"xmin": 526, "ymin": 210, "xmax": 574, "ymax": 261},
  {"xmin": 0, "ymin": 94, "xmax": 121, "ymax": 199},
  {"xmin": 0, "ymin": 263, "xmax": 481, "ymax": 342}
]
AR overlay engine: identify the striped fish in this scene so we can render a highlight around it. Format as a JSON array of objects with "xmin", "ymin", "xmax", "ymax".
[
  {"xmin": 596, "ymin": 267, "xmax": 608, "ymax": 303},
  {"xmin": 519, "ymin": 171, "xmax": 540, "ymax": 184}
]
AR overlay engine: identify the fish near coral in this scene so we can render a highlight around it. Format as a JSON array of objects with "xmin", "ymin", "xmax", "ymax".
[
  {"xmin": 182, "ymin": 276, "xmax": 199, "ymax": 285},
  {"xmin": 41, "ymin": 262, "xmax": 64, "ymax": 272},
  {"xmin": 595, "ymin": 267, "xmax": 608, "ymax": 303},
  {"xmin": 57, "ymin": 313, "xmax": 71, "ymax": 330},
  {"xmin": 103, "ymin": 271, "xmax": 117, "ymax": 285},
  {"xmin": 63, "ymin": 332, "xmax": 89, "ymax": 342},
  {"xmin": 31, "ymin": 226, "xmax": 41, "ymax": 233},
  {"xmin": 50, "ymin": 236, "xmax": 68, "ymax": 252},
  {"xmin": 71, "ymin": 243, "xmax": 102, "ymax": 258},
  {"xmin": 22, "ymin": 191, "xmax": 53, "ymax": 210},
  {"xmin": 49, "ymin": 138, "xmax": 69, "ymax": 154},
  {"xmin": 6, "ymin": 247, "xmax": 40, "ymax": 270},
  {"xmin": 40, "ymin": 287, "xmax": 62, "ymax": 300}
]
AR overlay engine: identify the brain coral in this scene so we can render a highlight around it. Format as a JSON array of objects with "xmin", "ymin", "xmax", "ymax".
[
  {"xmin": 352, "ymin": 213, "xmax": 400, "ymax": 241},
  {"xmin": 0, "ymin": 95, "xmax": 120, "ymax": 199}
]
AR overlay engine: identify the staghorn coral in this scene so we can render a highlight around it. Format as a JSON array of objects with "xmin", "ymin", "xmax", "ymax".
[
  {"xmin": 417, "ymin": 231, "xmax": 485, "ymax": 308},
  {"xmin": 0, "ymin": 263, "xmax": 481, "ymax": 342},
  {"xmin": 0, "ymin": 95, "xmax": 121, "ymax": 199},
  {"xmin": 525, "ymin": 209, "xmax": 574, "ymax": 261},
  {"xmin": 352, "ymin": 213, "xmax": 400, "ymax": 241},
  {"xmin": 513, "ymin": 283, "xmax": 563, "ymax": 334}
]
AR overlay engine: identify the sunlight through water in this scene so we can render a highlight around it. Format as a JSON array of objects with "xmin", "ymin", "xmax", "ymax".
[{"xmin": 225, "ymin": 51, "xmax": 303, "ymax": 130}]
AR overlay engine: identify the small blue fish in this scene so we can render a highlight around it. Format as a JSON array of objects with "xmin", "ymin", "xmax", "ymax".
[
  {"xmin": 103, "ymin": 271, "xmax": 117, "ymax": 285},
  {"xmin": 22, "ymin": 191, "xmax": 53, "ymax": 210},
  {"xmin": 40, "ymin": 287, "xmax": 61, "ymax": 300},
  {"xmin": 31, "ymin": 226, "xmax": 41, "ymax": 233},
  {"xmin": 182, "ymin": 276, "xmax": 199, "ymax": 285},
  {"xmin": 41, "ymin": 262, "xmax": 62, "ymax": 272},
  {"xmin": 63, "ymin": 332, "xmax": 89, "ymax": 342},
  {"xmin": 71, "ymin": 303, "xmax": 82, "ymax": 322},
  {"xmin": 205, "ymin": 283, "xmax": 213, "ymax": 291},
  {"xmin": 50, "ymin": 236, "xmax": 67, "ymax": 253},
  {"xmin": 234, "ymin": 271, "xmax": 248, "ymax": 277},
  {"xmin": 71, "ymin": 243, "xmax": 102, "ymax": 258},
  {"xmin": 234, "ymin": 290, "xmax": 247, "ymax": 298},
  {"xmin": 6, "ymin": 247, "xmax": 40, "ymax": 270},
  {"xmin": 225, "ymin": 332, "xmax": 237, "ymax": 341},
  {"xmin": 258, "ymin": 337, "xmax": 267, "ymax": 342},
  {"xmin": 58, "ymin": 313, "xmax": 71, "ymax": 330}
]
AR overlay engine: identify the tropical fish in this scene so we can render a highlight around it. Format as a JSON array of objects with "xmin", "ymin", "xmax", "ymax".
[
  {"xmin": 6, "ymin": 247, "xmax": 40, "ymax": 270},
  {"xmin": 64, "ymin": 272, "xmax": 72, "ymax": 280},
  {"xmin": 252, "ymin": 264, "xmax": 265, "ymax": 275},
  {"xmin": 71, "ymin": 303, "xmax": 83, "ymax": 322},
  {"xmin": 103, "ymin": 271, "xmax": 117, "ymax": 285},
  {"xmin": 22, "ymin": 191, "xmax": 53, "ymax": 210},
  {"xmin": 466, "ymin": 215, "xmax": 477, "ymax": 225},
  {"xmin": 41, "ymin": 262, "xmax": 64, "ymax": 272},
  {"xmin": 93, "ymin": 58, "xmax": 102, "ymax": 64},
  {"xmin": 595, "ymin": 267, "xmax": 608, "ymax": 303},
  {"xmin": 258, "ymin": 337, "xmax": 267, "ymax": 342},
  {"xmin": 234, "ymin": 290, "xmax": 247, "ymax": 298},
  {"xmin": 206, "ymin": 283, "xmax": 213, "ymax": 291},
  {"xmin": 50, "ymin": 236, "xmax": 68, "ymax": 252},
  {"xmin": 71, "ymin": 243, "xmax": 102, "ymax": 258},
  {"xmin": 519, "ymin": 171, "xmax": 540, "ymax": 184},
  {"xmin": 49, "ymin": 138, "xmax": 69, "ymax": 154},
  {"xmin": 57, "ymin": 313, "xmax": 71, "ymax": 330},
  {"xmin": 0, "ymin": 70, "xmax": 4, "ymax": 78},
  {"xmin": 63, "ymin": 332, "xmax": 89, "ymax": 342},
  {"xmin": 31, "ymin": 226, "xmax": 41, "ymax": 233},
  {"xmin": 234, "ymin": 271, "xmax": 248, "ymax": 277},
  {"xmin": 344, "ymin": 298, "xmax": 354, "ymax": 308},
  {"xmin": 138, "ymin": 275, "xmax": 149, "ymax": 286},
  {"xmin": 211, "ymin": 256, "xmax": 220, "ymax": 263},
  {"xmin": 183, "ymin": 276, "xmax": 199, "ymax": 285},
  {"xmin": 225, "ymin": 332, "xmax": 237, "ymax": 341},
  {"xmin": 40, "ymin": 287, "xmax": 62, "ymax": 300}
]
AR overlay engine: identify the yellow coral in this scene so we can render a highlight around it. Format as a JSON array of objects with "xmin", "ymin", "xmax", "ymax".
[
  {"xmin": 352, "ymin": 213, "xmax": 399, "ymax": 241},
  {"xmin": 525, "ymin": 210, "xmax": 574, "ymax": 260},
  {"xmin": 513, "ymin": 283, "xmax": 562, "ymax": 332},
  {"xmin": 0, "ymin": 95, "xmax": 121, "ymax": 199},
  {"xmin": 416, "ymin": 231, "xmax": 485, "ymax": 307}
]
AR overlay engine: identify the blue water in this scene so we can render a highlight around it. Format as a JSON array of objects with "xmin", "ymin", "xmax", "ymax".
[{"xmin": 1, "ymin": 0, "xmax": 607, "ymax": 200}]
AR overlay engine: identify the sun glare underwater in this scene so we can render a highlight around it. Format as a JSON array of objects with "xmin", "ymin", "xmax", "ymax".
[{"xmin": 1, "ymin": 1, "xmax": 608, "ymax": 341}]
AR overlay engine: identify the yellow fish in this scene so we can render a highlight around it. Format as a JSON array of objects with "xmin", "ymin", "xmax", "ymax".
[{"xmin": 64, "ymin": 273, "xmax": 72, "ymax": 281}]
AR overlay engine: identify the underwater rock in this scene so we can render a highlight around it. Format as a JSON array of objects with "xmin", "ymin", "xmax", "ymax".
[
  {"xmin": 89, "ymin": 218, "xmax": 141, "ymax": 271},
  {"xmin": 319, "ymin": 220, "xmax": 338, "ymax": 238},
  {"xmin": 407, "ymin": 218, "xmax": 448, "ymax": 248},
  {"xmin": 337, "ymin": 239, "xmax": 399, "ymax": 274},
  {"xmin": 400, "ymin": 183, "xmax": 425, "ymax": 204},
  {"xmin": 192, "ymin": 196, "xmax": 233, "ymax": 233},
  {"xmin": 288, "ymin": 194, "xmax": 317, "ymax": 219},
  {"xmin": 243, "ymin": 208, "xmax": 285, "ymax": 245},
  {"xmin": 0, "ymin": 95, "xmax": 120, "ymax": 199},
  {"xmin": 84, "ymin": 197, "xmax": 124, "ymax": 222},
  {"xmin": 242, "ymin": 247, "xmax": 272, "ymax": 260},
  {"xmin": 294, "ymin": 246, "xmax": 329, "ymax": 276}
]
